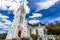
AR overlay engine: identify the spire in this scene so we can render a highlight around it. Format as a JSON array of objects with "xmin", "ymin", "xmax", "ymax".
[{"xmin": 20, "ymin": 0, "xmax": 25, "ymax": 13}]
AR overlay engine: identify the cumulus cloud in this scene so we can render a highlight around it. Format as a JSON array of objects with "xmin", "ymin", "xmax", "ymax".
[
  {"xmin": 24, "ymin": 0, "xmax": 30, "ymax": 13},
  {"xmin": 0, "ymin": 30, "xmax": 7, "ymax": 34},
  {"xmin": 8, "ymin": 2, "xmax": 20, "ymax": 11},
  {"xmin": 0, "ymin": 0, "xmax": 20, "ymax": 10},
  {"xmin": 35, "ymin": 0, "xmax": 59, "ymax": 12},
  {"xmin": 29, "ymin": 13, "xmax": 42, "ymax": 18},
  {"xmin": 49, "ymin": 17, "xmax": 60, "ymax": 23},
  {"xmin": 0, "ymin": 0, "xmax": 30, "ymax": 13},
  {"xmin": 0, "ymin": 0, "xmax": 12, "ymax": 10},
  {"xmin": 0, "ymin": 13, "xmax": 9, "ymax": 19},
  {"xmin": 28, "ymin": 20, "xmax": 40, "ymax": 25},
  {"xmin": 0, "ymin": 13, "xmax": 12, "ymax": 33},
  {"xmin": 0, "ymin": 22, "xmax": 4, "ymax": 27}
]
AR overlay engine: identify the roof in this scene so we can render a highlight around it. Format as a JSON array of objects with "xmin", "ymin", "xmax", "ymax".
[{"xmin": 28, "ymin": 23, "xmax": 46, "ymax": 27}]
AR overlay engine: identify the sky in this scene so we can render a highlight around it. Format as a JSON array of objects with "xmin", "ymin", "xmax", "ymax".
[{"xmin": 0, "ymin": 0, "xmax": 60, "ymax": 33}]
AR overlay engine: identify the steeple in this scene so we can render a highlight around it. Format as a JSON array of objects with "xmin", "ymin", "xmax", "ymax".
[{"xmin": 6, "ymin": 0, "xmax": 28, "ymax": 39}]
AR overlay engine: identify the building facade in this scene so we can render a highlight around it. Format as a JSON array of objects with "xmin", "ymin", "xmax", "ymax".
[{"xmin": 6, "ymin": 0, "xmax": 55, "ymax": 40}]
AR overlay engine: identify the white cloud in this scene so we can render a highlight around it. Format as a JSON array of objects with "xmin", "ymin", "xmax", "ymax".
[
  {"xmin": 0, "ymin": 13, "xmax": 12, "ymax": 33},
  {"xmin": 0, "ymin": 0, "xmax": 20, "ymax": 10},
  {"xmin": 0, "ymin": 30, "xmax": 6, "ymax": 34},
  {"xmin": 0, "ymin": 0, "xmax": 30, "ymax": 14},
  {"xmin": 0, "ymin": 13, "xmax": 9, "ymax": 19},
  {"xmin": 0, "ymin": 14, "xmax": 12, "ymax": 26},
  {"xmin": 0, "ymin": 22, "xmax": 5, "ymax": 27},
  {"xmin": 3, "ymin": 28, "xmax": 10, "ymax": 31},
  {"xmin": 4, "ymin": 20, "xmax": 12, "ymax": 25},
  {"xmin": 24, "ymin": 0, "xmax": 30, "ymax": 13},
  {"xmin": 0, "ymin": 30, "xmax": 7, "ymax": 34},
  {"xmin": 29, "ymin": 13, "xmax": 42, "ymax": 18},
  {"xmin": 35, "ymin": 0, "xmax": 59, "ymax": 12},
  {"xmin": 8, "ymin": 2, "xmax": 20, "ymax": 10},
  {"xmin": 28, "ymin": 20, "xmax": 40, "ymax": 25},
  {"xmin": 49, "ymin": 17, "xmax": 60, "ymax": 23},
  {"xmin": 55, "ymin": 17, "xmax": 60, "ymax": 21},
  {"xmin": 0, "ymin": 0, "xmax": 12, "ymax": 10}
]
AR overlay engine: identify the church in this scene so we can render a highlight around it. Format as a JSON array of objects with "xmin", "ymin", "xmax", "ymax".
[{"xmin": 6, "ymin": 0, "xmax": 55, "ymax": 40}]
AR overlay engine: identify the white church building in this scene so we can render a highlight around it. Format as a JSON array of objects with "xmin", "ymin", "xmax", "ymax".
[{"xmin": 6, "ymin": 0, "xmax": 55, "ymax": 40}]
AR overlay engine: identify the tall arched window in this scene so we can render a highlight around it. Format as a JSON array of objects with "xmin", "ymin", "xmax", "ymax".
[{"xmin": 20, "ymin": 16, "xmax": 23, "ymax": 23}]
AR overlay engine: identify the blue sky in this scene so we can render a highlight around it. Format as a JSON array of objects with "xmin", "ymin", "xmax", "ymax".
[{"xmin": 0, "ymin": 0, "xmax": 60, "ymax": 33}]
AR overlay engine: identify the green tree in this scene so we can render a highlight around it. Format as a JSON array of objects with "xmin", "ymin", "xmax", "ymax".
[
  {"xmin": 0, "ymin": 33, "xmax": 7, "ymax": 39},
  {"xmin": 46, "ymin": 22, "xmax": 60, "ymax": 35}
]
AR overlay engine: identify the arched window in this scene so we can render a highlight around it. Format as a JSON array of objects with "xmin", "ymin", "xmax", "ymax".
[
  {"xmin": 20, "ymin": 16, "xmax": 23, "ymax": 23},
  {"xmin": 21, "ymin": 4, "xmax": 25, "ymax": 14}
]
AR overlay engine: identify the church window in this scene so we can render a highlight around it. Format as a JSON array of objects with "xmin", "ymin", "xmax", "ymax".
[
  {"xmin": 20, "ymin": 16, "xmax": 23, "ymax": 23},
  {"xmin": 21, "ymin": 5, "xmax": 25, "ymax": 13}
]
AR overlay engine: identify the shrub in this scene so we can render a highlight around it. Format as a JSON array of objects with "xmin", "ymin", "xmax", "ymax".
[
  {"xmin": 55, "ymin": 35, "xmax": 60, "ymax": 40},
  {"xmin": 39, "ymin": 37, "xmax": 42, "ymax": 40},
  {"xmin": 21, "ymin": 38, "xmax": 29, "ymax": 40},
  {"xmin": 12, "ymin": 38, "xmax": 17, "ymax": 40},
  {"xmin": 31, "ymin": 34, "xmax": 39, "ymax": 40},
  {"xmin": 48, "ymin": 39, "xmax": 53, "ymax": 40}
]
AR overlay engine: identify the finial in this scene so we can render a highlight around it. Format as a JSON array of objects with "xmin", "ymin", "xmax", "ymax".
[{"xmin": 20, "ymin": 0, "xmax": 24, "ymax": 5}]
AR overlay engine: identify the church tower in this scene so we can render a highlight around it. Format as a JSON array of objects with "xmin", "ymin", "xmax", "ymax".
[{"xmin": 6, "ymin": 0, "xmax": 28, "ymax": 39}]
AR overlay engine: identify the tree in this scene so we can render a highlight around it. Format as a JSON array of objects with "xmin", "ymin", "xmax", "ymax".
[
  {"xmin": 0, "ymin": 33, "xmax": 7, "ymax": 39},
  {"xmin": 46, "ymin": 22, "xmax": 60, "ymax": 35}
]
